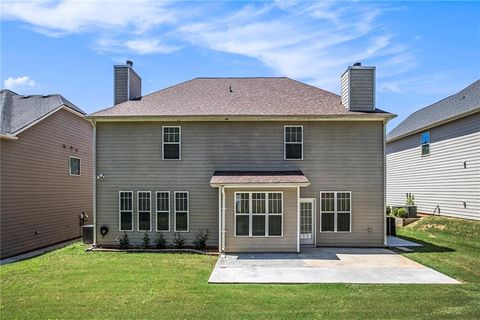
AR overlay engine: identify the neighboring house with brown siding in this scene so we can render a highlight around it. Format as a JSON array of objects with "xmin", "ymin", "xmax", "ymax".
[
  {"xmin": 386, "ymin": 80, "xmax": 480, "ymax": 220},
  {"xmin": 0, "ymin": 90, "xmax": 93, "ymax": 259},
  {"xmin": 88, "ymin": 61, "xmax": 395, "ymax": 253}
]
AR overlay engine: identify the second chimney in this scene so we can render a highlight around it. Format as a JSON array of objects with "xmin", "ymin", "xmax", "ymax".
[
  {"xmin": 341, "ymin": 62, "xmax": 375, "ymax": 112},
  {"xmin": 114, "ymin": 60, "xmax": 142, "ymax": 105}
]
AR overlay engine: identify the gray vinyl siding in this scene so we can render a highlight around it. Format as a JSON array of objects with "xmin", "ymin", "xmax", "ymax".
[
  {"xmin": 128, "ymin": 69, "xmax": 141, "ymax": 100},
  {"xmin": 114, "ymin": 67, "xmax": 128, "ymax": 105},
  {"xmin": 347, "ymin": 68, "xmax": 375, "ymax": 112},
  {"xmin": 224, "ymin": 187, "xmax": 297, "ymax": 252},
  {"xmin": 95, "ymin": 120, "xmax": 385, "ymax": 249},
  {"xmin": 386, "ymin": 112, "xmax": 480, "ymax": 220},
  {"xmin": 0, "ymin": 109, "xmax": 93, "ymax": 259}
]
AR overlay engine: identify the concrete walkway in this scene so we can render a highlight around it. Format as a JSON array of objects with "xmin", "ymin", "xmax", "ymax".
[
  {"xmin": 209, "ymin": 247, "xmax": 459, "ymax": 284},
  {"xmin": 387, "ymin": 236, "xmax": 423, "ymax": 247}
]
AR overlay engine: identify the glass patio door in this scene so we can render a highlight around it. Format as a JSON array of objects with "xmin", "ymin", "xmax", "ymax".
[{"xmin": 300, "ymin": 199, "xmax": 315, "ymax": 245}]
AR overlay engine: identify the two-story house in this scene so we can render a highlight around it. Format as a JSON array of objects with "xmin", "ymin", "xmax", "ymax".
[
  {"xmin": 1, "ymin": 90, "xmax": 93, "ymax": 259},
  {"xmin": 386, "ymin": 80, "xmax": 479, "ymax": 220},
  {"xmin": 88, "ymin": 61, "xmax": 395, "ymax": 252}
]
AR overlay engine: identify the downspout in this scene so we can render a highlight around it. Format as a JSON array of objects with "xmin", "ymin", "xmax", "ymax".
[
  {"xmin": 221, "ymin": 186, "xmax": 226, "ymax": 252},
  {"xmin": 218, "ymin": 187, "xmax": 222, "ymax": 253},
  {"xmin": 92, "ymin": 120, "xmax": 97, "ymax": 247},
  {"xmin": 297, "ymin": 186, "xmax": 300, "ymax": 253},
  {"xmin": 383, "ymin": 119, "xmax": 387, "ymax": 247}
]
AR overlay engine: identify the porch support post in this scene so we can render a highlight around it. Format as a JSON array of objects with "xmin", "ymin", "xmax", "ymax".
[
  {"xmin": 297, "ymin": 186, "xmax": 300, "ymax": 253},
  {"xmin": 218, "ymin": 187, "xmax": 222, "ymax": 253},
  {"xmin": 221, "ymin": 186, "xmax": 226, "ymax": 252}
]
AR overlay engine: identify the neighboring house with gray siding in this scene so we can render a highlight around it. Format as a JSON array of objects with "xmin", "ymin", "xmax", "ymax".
[
  {"xmin": 88, "ymin": 61, "xmax": 395, "ymax": 253},
  {"xmin": 0, "ymin": 90, "xmax": 93, "ymax": 259},
  {"xmin": 386, "ymin": 80, "xmax": 480, "ymax": 220}
]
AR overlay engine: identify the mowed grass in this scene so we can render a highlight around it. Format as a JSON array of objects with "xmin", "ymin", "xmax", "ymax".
[{"xmin": 1, "ymin": 216, "xmax": 479, "ymax": 319}]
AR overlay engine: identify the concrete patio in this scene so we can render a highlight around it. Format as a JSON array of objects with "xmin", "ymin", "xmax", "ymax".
[{"xmin": 209, "ymin": 247, "xmax": 460, "ymax": 284}]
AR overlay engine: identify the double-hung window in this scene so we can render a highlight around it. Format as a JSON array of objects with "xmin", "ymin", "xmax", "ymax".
[
  {"xmin": 156, "ymin": 191, "xmax": 170, "ymax": 231},
  {"xmin": 421, "ymin": 131, "xmax": 430, "ymax": 156},
  {"xmin": 284, "ymin": 126, "xmax": 303, "ymax": 160},
  {"xmin": 162, "ymin": 126, "xmax": 181, "ymax": 160},
  {"xmin": 174, "ymin": 191, "xmax": 189, "ymax": 232},
  {"xmin": 235, "ymin": 192, "xmax": 283, "ymax": 237},
  {"xmin": 119, "ymin": 191, "xmax": 133, "ymax": 231},
  {"xmin": 320, "ymin": 191, "xmax": 351, "ymax": 232},
  {"xmin": 137, "ymin": 191, "xmax": 151, "ymax": 231}
]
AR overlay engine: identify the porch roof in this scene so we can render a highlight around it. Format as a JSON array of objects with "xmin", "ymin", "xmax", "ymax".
[{"xmin": 210, "ymin": 170, "xmax": 310, "ymax": 187}]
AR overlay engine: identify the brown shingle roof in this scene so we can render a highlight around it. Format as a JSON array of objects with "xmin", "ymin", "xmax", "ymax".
[
  {"xmin": 90, "ymin": 77, "xmax": 392, "ymax": 118},
  {"xmin": 210, "ymin": 170, "xmax": 310, "ymax": 186}
]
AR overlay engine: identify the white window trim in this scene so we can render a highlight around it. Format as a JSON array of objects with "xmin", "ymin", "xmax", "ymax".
[
  {"xmin": 421, "ymin": 131, "xmax": 430, "ymax": 157},
  {"xmin": 234, "ymin": 191, "xmax": 284, "ymax": 237},
  {"xmin": 69, "ymin": 156, "xmax": 81, "ymax": 176},
  {"xmin": 137, "ymin": 191, "xmax": 152, "ymax": 232},
  {"xmin": 284, "ymin": 125, "xmax": 303, "ymax": 160},
  {"xmin": 319, "ymin": 191, "xmax": 352, "ymax": 233},
  {"xmin": 174, "ymin": 191, "xmax": 189, "ymax": 232},
  {"xmin": 119, "ymin": 191, "xmax": 133, "ymax": 231},
  {"xmin": 156, "ymin": 191, "xmax": 171, "ymax": 232},
  {"xmin": 162, "ymin": 126, "xmax": 181, "ymax": 160}
]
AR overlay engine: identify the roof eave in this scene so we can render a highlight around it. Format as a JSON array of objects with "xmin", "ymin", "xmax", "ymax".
[
  {"xmin": 210, "ymin": 182, "xmax": 311, "ymax": 188},
  {"xmin": 387, "ymin": 107, "xmax": 480, "ymax": 143},
  {"xmin": 86, "ymin": 113, "xmax": 396, "ymax": 122}
]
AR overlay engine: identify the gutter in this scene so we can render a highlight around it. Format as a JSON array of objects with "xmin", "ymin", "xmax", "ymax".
[{"xmin": 0, "ymin": 133, "xmax": 18, "ymax": 140}]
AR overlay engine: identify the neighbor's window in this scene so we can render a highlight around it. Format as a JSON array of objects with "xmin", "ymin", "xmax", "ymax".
[
  {"xmin": 174, "ymin": 191, "xmax": 189, "ymax": 232},
  {"xmin": 69, "ymin": 157, "xmax": 81, "ymax": 175},
  {"xmin": 119, "ymin": 191, "xmax": 133, "ymax": 231},
  {"xmin": 156, "ymin": 191, "xmax": 170, "ymax": 231},
  {"xmin": 321, "ymin": 192, "xmax": 351, "ymax": 232},
  {"xmin": 137, "ymin": 191, "xmax": 151, "ymax": 231},
  {"xmin": 163, "ymin": 126, "xmax": 181, "ymax": 160},
  {"xmin": 284, "ymin": 126, "xmax": 303, "ymax": 160},
  {"xmin": 235, "ymin": 192, "xmax": 283, "ymax": 237},
  {"xmin": 421, "ymin": 131, "xmax": 430, "ymax": 156}
]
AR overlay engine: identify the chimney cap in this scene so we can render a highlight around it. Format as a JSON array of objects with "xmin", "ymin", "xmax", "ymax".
[
  {"xmin": 126, "ymin": 60, "xmax": 133, "ymax": 67},
  {"xmin": 353, "ymin": 62, "xmax": 362, "ymax": 67}
]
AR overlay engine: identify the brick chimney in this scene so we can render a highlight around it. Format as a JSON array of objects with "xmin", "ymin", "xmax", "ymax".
[
  {"xmin": 113, "ymin": 60, "xmax": 142, "ymax": 105},
  {"xmin": 341, "ymin": 62, "xmax": 375, "ymax": 112}
]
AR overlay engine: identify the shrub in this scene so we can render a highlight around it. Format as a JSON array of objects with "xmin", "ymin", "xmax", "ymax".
[
  {"xmin": 155, "ymin": 233, "xmax": 166, "ymax": 249},
  {"xmin": 173, "ymin": 233, "xmax": 186, "ymax": 249},
  {"xmin": 142, "ymin": 233, "xmax": 150, "ymax": 249},
  {"xmin": 193, "ymin": 229, "xmax": 209, "ymax": 250},
  {"xmin": 392, "ymin": 207, "xmax": 407, "ymax": 218},
  {"xmin": 116, "ymin": 232, "xmax": 129, "ymax": 249}
]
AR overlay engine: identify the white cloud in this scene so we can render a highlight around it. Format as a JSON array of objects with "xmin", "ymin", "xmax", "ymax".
[
  {"xmin": 3, "ymin": 76, "xmax": 37, "ymax": 91},
  {"xmin": 2, "ymin": 1, "xmax": 418, "ymax": 92},
  {"xmin": 95, "ymin": 38, "xmax": 179, "ymax": 55},
  {"xmin": 1, "ymin": 0, "xmax": 176, "ymax": 36}
]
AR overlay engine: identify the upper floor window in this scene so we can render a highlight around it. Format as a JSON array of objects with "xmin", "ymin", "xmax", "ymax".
[
  {"xmin": 162, "ymin": 126, "xmax": 181, "ymax": 160},
  {"xmin": 421, "ymin": 131, "xmax": 430, "ymax": 156},
  {"xmin": 284, "ymin": 126, "xmax": 303, "ymax": 160},
  {"xmin": 69, "ymin": 157, "xmax": 81, "ymax": 175}
]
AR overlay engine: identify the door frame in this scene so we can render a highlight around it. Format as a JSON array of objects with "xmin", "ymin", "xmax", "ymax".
[{"xmin": 299, "ymin": 198, "xmax": 316, "ymax": 245}]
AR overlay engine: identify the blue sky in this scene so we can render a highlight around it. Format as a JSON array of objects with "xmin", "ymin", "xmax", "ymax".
[{"xmin": 1, "ymin": 1, "xmax": 479, "ymax": 131}]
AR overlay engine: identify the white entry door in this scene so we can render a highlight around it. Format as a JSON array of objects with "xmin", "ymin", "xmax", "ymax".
[{"xmin": 300, "ymin": 199, "xmax": 315, "ymax": 245}]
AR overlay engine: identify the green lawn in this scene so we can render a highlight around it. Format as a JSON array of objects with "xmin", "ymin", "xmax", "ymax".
[{"xmin": 1, "ymin": 216, "xmax": 479, "ymax": 319}]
